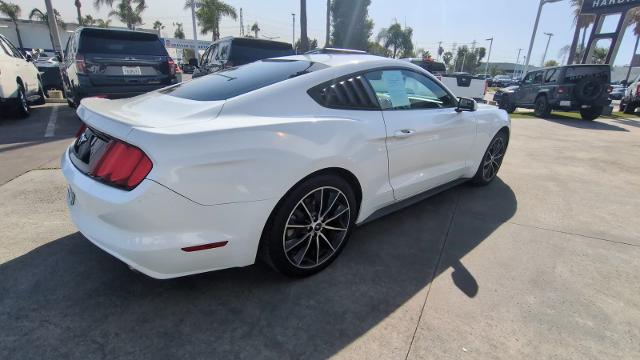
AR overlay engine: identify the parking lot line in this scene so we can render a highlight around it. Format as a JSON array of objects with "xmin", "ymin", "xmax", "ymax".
[{"xmin": 44, "ymin": 106, "xmax": 59, "ymax": 138}]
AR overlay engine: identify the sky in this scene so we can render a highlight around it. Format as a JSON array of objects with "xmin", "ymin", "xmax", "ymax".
[{"xmin": 13, "ymin": 0, "xmax": 640, "ymax": 67}]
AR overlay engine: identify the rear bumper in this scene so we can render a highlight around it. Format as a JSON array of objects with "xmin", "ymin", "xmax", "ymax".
[
  {"xmin": 61, "ymin": 149, "xmax": 275, "ymax": 279},
  {"xmin": 551, "ymin": 98, "xmax": 611, "ymax": 110}
]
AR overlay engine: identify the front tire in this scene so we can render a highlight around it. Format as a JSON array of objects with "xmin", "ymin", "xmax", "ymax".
[
  {"xmin": 16, "ymin": 84, "xmax": 30, "ymax": 118},
  {"xmin": 471, "ymin": 131, "xmax": 508, "ymax": 186},
  {"xmin": 262, "ymin": 174, "xmax": 357, "ymax": 277},
  {"xmin": 580, "ymin": 106, "xmax": 603, "ymax": 121},
  {"xmin": 533, "ymin": 95, "xmax": 551, "ymax": 118}
]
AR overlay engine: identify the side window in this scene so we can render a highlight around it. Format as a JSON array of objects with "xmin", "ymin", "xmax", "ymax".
[
  {"xmin": 522, "ymin": 72, "xmax": 534, "ymax": 84},
  {"xmin": 364, "ymin": 69, "xmax": 456, "ymax": 110},
  {"xmin": 217, "ymin": 42, "xmax": 230, "ymax": 61},
  {"xmin": 533, "ymin": 71, "xmax": 543, "ymax": 84},
  {"xmin": 3, "ymin": 38, "xmax": 23, "ymax": 59},
  {"xmin": 207, "ymin": 44, "xmax": 218, "ymax": 64},
  {"xmin": 200, "ymin": 46, "xmax": 210, "ymax": 65},
  {"xmin": 523, "ymin": 71, "xmax": 542, "ymax": 85},
  {"xmin": 544, "ymin": 69, "xmax": 559, "ymax": 84},
  {"xmin": 0, "ymin": 38, "xmax": 12, "ymax": 57}
]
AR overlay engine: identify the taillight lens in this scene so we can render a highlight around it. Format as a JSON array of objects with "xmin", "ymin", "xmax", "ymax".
[
  {"xmin": 76, "ymin": 54, "xmax": 86, "ymax": 74},
  {"xmin": 606, "ymin": 86, "xmax": 613, "ymax": 94},
  {"xmin": 635, "ymin": 84, "xmax": 640, "ymax": 96},
  {"xmin": 89, "ymin": 139, "xmax": 153, "ymax": 190},
  {"xmin": 168, "ymin": 57, "xmax": 176, "ymax": 76},
  {"xmin": 557, "ymin": 86, "xmax": 566, "ymax": 94}
]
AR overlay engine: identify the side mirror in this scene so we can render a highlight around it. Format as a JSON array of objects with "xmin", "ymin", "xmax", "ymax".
[
  {"xmin": 456, "ymin": 97, "xmax": 477, "ymax": 113},
  {"xmin": 25, "ymin": 53, "xmax": 33, "ymax": 62},
  {"xmin": 55, "ymin": 51, "xmax": 63, "ymax": 62},
  {"xmin": 188, "ymin": 58, "xmax": 198, "ymax": 67}
]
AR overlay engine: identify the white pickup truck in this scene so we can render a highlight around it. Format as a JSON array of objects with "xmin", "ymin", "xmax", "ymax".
[{"xmin": 401, "ymin": 58, "xmax": 488, "ymax": 102}]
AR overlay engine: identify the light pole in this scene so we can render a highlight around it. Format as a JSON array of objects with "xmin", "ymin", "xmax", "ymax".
[
  {"xmin": 484, "ymin": 38, "xmax": 494, "ymax": 78},
  {"xmin": 44, "ymin": 0, "xmax": 62, "ymax": 54},
  {"xmin": 291, "ymin": 13, "xmax": 296, "ymax": 50},
  {"xmin": 541, "ymin": 32, "xmax": 554, "ymax": 66},
  {"xmin": 523, "ymin": 0, "xmax": 562, "ymax": 77},
  {"xmin": 191, "ymin": 1, "xmax": 198, "ymax": 64}
]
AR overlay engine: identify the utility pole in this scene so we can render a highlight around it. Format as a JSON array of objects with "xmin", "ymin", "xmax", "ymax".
[
  {"xmin": 292, "ymin": 13, "xmax": 296, "ymax": 50},
  {"xmin": 239, "ymin": 8, "xmax": 244, "ymax": 37},
  {"xmin": 541, "ymin": 32, "xmax": 554, "ymax": 66},
  {"xmin": 515, "ymin": 48, "xmax": 523, "ymax": 78},
  {"xmin": 191, "ymin": 1, "xmax": 198, "ymax": 64},
  {"xmin": 44, "ymin": 0, "xmax": 62, "ymax": 54},
  {"xmin": 484, "ymin": 38, "xmax": 494, "ymax": 77}
]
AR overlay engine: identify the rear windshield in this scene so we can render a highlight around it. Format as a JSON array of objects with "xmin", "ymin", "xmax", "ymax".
[
  {"xmin": 79, "ymin": 30, "xmax": 167, "ymax": 56},
  {"xmin": 163, "ymin": 59, "xmax": 328, "ymax": 101},
  {"xmin": 232, "ymin": 44, "xmax": 294, "ymax": 64},
  {"xmin": 562, "ymin": 66, "xmax": 610, "ymax": 84}
]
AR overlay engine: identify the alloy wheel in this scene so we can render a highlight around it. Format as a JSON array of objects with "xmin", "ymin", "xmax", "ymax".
[
  {"xmin": 482, "ymin": 136, "xmax": 506, "ymax": 181},
  {"xmin": 19, "ymin": 87, "xmax": 28, "ymax": 112},
  {"xmin": 282, "ymin": 186, "xmax": 351, "ymax": 269}
]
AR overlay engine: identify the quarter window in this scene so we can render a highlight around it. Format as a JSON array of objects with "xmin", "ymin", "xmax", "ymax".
[
  {"xmin": 544, "ymin": 69, "xmax": 559, "ymax": 84},
  {"xmin": 364, "ymin": 69, "xmax": 456, "ymax": 110}
]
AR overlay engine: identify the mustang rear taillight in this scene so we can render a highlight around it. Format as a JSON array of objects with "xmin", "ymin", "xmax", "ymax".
[{"xmin": 90, "ymin": 140, "xmax": 153, "ymax": 190}]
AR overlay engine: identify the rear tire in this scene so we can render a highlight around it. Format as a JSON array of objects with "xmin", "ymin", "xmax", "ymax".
[
  {"xmin": 533, "ymin": 95, "xmax": 551, "ymax": 118},
  {"xmin": 623, "ymin": 101, "xmax": 636, "ymax": 115},
  {"xmin": 580, "ymin": 106, "xmax": 603, "ymax": 121},
  {"xmin": 471, "ymin": 131, "xmax": 508, "ymax": 186},
  {"xmin": 261, "ymin": 174, "xmax": 357, "ymax": 277}
]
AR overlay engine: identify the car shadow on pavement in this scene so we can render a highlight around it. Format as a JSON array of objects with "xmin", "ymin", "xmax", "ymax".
[
  {"xmin": 612, "ymin": 117, "xmax": 640, "ymax": 128},
  {"xmin": 0, "ymin": 179, "xmax": 516, "ymax": 360},
  {"xmin": 514, "ymin": 112, "xmax": 629, "ymax": 132}
]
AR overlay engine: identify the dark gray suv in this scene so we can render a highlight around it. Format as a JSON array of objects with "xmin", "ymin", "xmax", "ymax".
[{"xmin": 494, "ymin": 65, "xmax": 611, "ymax": 121}]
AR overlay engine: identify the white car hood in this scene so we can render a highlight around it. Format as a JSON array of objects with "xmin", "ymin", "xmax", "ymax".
[{"xmin": 77, "ymin": 92, "xmax": 225, "ymax": 140}]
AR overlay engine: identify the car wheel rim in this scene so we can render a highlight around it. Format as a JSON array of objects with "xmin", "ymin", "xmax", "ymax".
[
  {"xmin": 19, "ymin": 89, "xmax": 28, "ymax": 112},
  {"xmin": 282, "ymin": 186, "xmax": 351, "ymax": 269},
  {"xmin": 482, "ymin": 137, "xmax": 505, "ymax": 181}
]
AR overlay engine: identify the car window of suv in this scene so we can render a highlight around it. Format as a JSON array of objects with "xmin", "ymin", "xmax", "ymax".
[
  {"xmin": 365, "ymin": 69, "xmax": 456, "ymax": 110},
  {"xmin": 544, "ymin": 69, "xmax": 559, "ymax": 84},
  {"xmin": 0, "ymin": 38, "xmax": 12, "ymax": 57},
  {"xmin": 2, "ymin": 38, "xmax": 23, "ymax": 59},
  {"xmin": 162, "ymin": 59, "xmax": 328, "ymax": 101},
  {"xmin": 217, "ymin": 42, "xmax": 230, "ymax": 61}
]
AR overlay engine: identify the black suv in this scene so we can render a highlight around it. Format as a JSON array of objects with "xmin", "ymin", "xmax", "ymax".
[
  {"xmin": 61, "ymin": 27, "xmax": 178, "ymax": 107},
  {"xmin": 494, "ymin": 65, "xmax": 611, "ymax": 121},
  {"xmin": 192, "ymin": 37, "xmax": 294, "ymax": 78}
]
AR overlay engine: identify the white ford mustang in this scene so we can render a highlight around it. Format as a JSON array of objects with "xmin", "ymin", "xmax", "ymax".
[{"xmin": 62, "ymin": 54, "xmax": 510, "ymax": 279}]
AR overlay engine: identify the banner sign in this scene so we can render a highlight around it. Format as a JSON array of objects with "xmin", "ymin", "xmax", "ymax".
[
  {"xmin": 582, "ymin": 0, "xmax": 640, "ymax": 14},
  {"xmin": 162, "ymin": 38, "xmax": 211, "ymax": 51}
]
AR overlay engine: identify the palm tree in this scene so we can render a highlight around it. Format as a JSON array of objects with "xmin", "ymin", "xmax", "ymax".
[
  {"xmin": 153, "ymin": 20, "xmax": 164, "ymax": 31},
  {"xmin": 75, "ymin": 0, "xmax": 83, "ymax": 25},
  {"xmin": 299, "ymin": 0, "xmax": 309, "ymax": 52},
  {"xmin": 186, "ymin": 0, "xmax": 237, "ymax": 41},
  {"xmin": 29, "ymin": 8, "xmax": 67, "ymax": 30},
  {"xmin": 173, "ymin": 22, "xmax": 185, "ymax": 39},
  {"xmin": 0, "ymin": 1, "xmax": 24, "ymax": 49},
  {"xmin": 624, "ymin": 8, "xmax": 640, "ymax": 82},
  {"xmin": 94, "ymin": 0, "xmax": 146, "ymax": 30},
  {"xmin": 569, "ymin": 0, "xmax": 595, "ymax": 63},
  {"xmin": 325, "ymin": 0, "xmax": 330, "ymax": 47},
  {"xmin": 376, "ymin": 22, "xmax": 413, "ymax": 58},
  {"xmin": 82, "ymin": 14, "xmax": 96, "ymax": 26},
  {"xmin": 250, "ymin": 22, "xmax": 260, "ymax": 38},
  {"xmin": 96, "ymin": 18, "xmax": 112, "ymax": 28},
  {"xmin": 558, "ymin": 45, "xmax": 571, "ymax": 64}
]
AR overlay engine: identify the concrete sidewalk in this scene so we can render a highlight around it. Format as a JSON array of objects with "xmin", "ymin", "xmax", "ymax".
[{"xmin": 0, "ymin": 116, "xmax": 639, "ymax": 359}]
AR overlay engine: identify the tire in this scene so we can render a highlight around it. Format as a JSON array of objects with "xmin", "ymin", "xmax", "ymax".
[
  {"xmin": 471, "ymin": 131, "xmax": 508, "ymax": 186},
  {"xmin": 16, "ymin": 83, "xmax": 30, "ymax": 118},
  {"xmin": 580, "ymin": 106, "xmax": 603, "ymax": 121},
  {"xmin": 575, "ymin": 77, "xmax": 605, "ymax": 103},
  {"xmin": 533, "ymin": 95, "xmax": 551, "ymax": 118},
  {"xmin": 261, "ymin": 174, "xmax": 357, "ymax": 277},
  {"xmin": 623, "ymin": 101, "xmax": 636, "ymax": 115},
  {"xmin": 33, "ymin": 82, "xmax": 46, "ymax": 106},
  {"xmin": 498, "ymin": 96, "xmax": 516, "ymax": 114}
]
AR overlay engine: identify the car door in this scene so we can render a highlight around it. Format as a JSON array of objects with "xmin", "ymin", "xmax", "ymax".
[
  {"xmin": 517, "ymin": 71, "xmax": 543, "ymax": 105},
  {"xmin": 364, "ymin": 69, "xmax": 477, "ymax": 200},
  {"xmin": 1, "ymin": 37, "xmax": 37, "ymax": 94}
]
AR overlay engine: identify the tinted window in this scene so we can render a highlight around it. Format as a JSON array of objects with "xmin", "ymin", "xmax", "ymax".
[
  {"xmin": 163, "ymin": 59, "xmax": 328, "ymax": 101},
  {"xmin": 545, "ymin": 69, "xmax": 559, "ymax": 84},
  {"xmin": 523, "ymin": 71, "xmax": 542, "ymax": 85},
  {"xmin": 231, "ymin": 44, "xmax": 294, "ymax": 65},
  {"xmin": 365, "ymin": 70, "xmax": 456, "ymax": 110},
  {"xmin": 562, "ymin": 66, "xmax": 610, "ymax": 84},
  {"xmin": 78, "ymin": 30, "xmax": 167, "ymax": 56},
  {"xmin": 217, "ymin": 42, "xmax": 231, "ymax": 61}
]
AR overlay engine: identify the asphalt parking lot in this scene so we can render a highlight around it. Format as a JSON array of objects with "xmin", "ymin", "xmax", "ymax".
[{"xmin": 1, "ymin": 104, "xmax": 639, "ymax": 359}]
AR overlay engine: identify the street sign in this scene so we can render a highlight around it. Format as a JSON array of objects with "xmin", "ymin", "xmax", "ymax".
[{"xmin": 581, "ymin": 0, "xmax": 640, "ymax": 14}]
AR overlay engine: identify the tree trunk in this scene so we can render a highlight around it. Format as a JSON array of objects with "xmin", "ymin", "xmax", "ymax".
[
  {"xmin": 300, "ymin": 0, "xmax": 309, "ymax": 52},
  {"xmin": 325, "ymin": 0, "xmax": 330, "ymax": 47},
  {"xmin": 625, "ymin": 35, "xmax": 640, "ymax": 84},
  {"xmin": 13, "ymin": 21, "xmax": 24, "ymax": 49}
]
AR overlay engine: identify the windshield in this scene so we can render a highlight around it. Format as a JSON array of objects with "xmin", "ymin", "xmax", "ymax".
[
  {"xmin": 79, "ymin": 30, "xmax": 167, "ymax": 56},
  {"xmin": 163, "ymin": 59, "xmax": 328, "ymax": 101}
]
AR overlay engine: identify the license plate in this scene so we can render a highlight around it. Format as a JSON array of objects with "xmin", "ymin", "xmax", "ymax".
[
  {"xmin": 560, "ymin": 101, "xmax": 571, "ymax": 107},
  {"xmin": 122, "ymin": 66, "xmax": 142, "ymax": 76},
  {"xmin": 67, "ymin": 186, "xmax": 76, "ymax": 206}
]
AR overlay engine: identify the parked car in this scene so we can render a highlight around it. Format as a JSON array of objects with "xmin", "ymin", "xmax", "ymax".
[
  {"xmin": 400, "ymin": 58, "xmax": 447, "ymax": 76},
  {"xmin": 192, "ymin": 37, "xmax": 294, "ymax": 78},
  {"xmin": 62, "ymin": 54, "xmax": 510, "ymax": 279},
  {"xmin": 61, "ymin": 27, "xmax": 178, "ymax": 108},
  {"xmin": 33, "ymin": 51, "xmax": 64, "ymax": 94},
  {"xmin": 495, "ymin": 65, "xmax": 612, "ymax": 120},
  {"xmin": 492, "ymin": 75, "xmax": 515, "ymax": 88},
  {"xmin": 180, "ymin": 59, "xmax": 197, "ymax": 74},
  {"xmin": 619, "ymin": 76, "xmax": 640, "ymax": 113},
  {"xmin": 609, "ymin": 84, "xmax": 625, "ymax": 100},
  {"xmin": 0, "ymin": 34, "xmax": 45, "ymax": 118}
]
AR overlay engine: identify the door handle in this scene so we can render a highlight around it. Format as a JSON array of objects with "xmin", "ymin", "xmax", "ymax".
[{"xmin": 394, "ymin": 129, "xmax": 416, "ymax": 138}]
